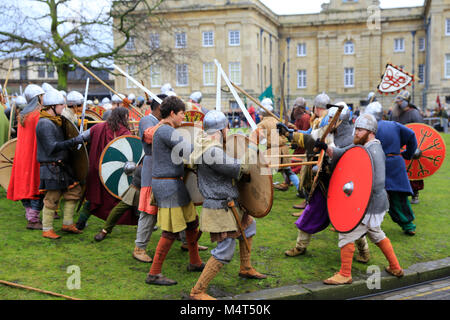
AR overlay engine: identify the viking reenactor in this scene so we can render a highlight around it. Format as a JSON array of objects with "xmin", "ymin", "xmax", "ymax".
[
  {"xmin": 132, "ymin": 94, "xmax": 166, "ymax": 263},
  {"xmin": 5, "ymin": 95, "xmax": 27, "ymax": 139},
  {"xmin": 257, "ymin": 100, "xmax": 300, "ymax": 193},
  {"xmin": 62, "ymin": 91, "xmax": 84, "ymax": 125},
  {"xmin": 0, "ymin": 88, "xmax": 10, "ymax": 146},
  {"xmin": 319, "ymin": 114, "xmax": 404, "ymax": 285},
  {"xmin": 187, "ymin": 91, "xmax": 209, "ymax": 114},
  {"xmin": 75, "ymin": 107, "xmax": 133, "ymax": 230},
  {"xmin": 188, "ymin": 110, "xmax": 266, "ymax": 300},
  {"xmin": 390, "ymin": 90, "xmax": 425, "ymax": 205},
  {"xmin": 7, "ymin": 84, "xmax": 46, "ymax": 230},
  {"xmin": 102, "ymin": 94, "xmax": 125, "ymax": 120},
  {"xmin": 94, "ymin": 165, "xmax": 142, "ymax": 242},
  {"xmin": 144, "ymin": 96, "xmax": 204, "ymax": 286},
  {"xmin": 365, "ymin": 102, "xmax": 418, "ymax": 236},
  {"xmin": 35, "ymin": 90, "xmax": 87, "ymax": 239}
]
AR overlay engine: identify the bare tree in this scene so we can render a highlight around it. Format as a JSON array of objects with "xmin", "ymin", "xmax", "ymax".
[{"xmin": 0, "ymin": 0, "xmax": 193, "ymax": 90}]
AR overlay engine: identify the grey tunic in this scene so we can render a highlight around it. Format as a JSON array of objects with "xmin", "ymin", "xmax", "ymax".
[
  {"xmin": 197, "ymin": 146, "xmax": 242, "ymax": 210},
  {"xmin": 390, "ymin": 105, "xmax": 423, "ymax": 124},
  {"xmin": 331, "ymin": 139, "xmax": 389, "ymax": 215},
  {"xmin": 151, "ymin": 124, "xmax": 193, "ymax": 208},
  {"xmin": 138, "ymin": 114, "xmax": 159, "ymax": 187}
]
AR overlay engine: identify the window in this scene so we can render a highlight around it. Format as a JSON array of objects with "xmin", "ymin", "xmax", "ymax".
[
  {"xmin": 418, "ymin": 37, "xmax": 425, "ymax": 51},
  {"xmin": 445, "ymin": 54, "xmax": 450, "ymax": 79},
  {"xmin": 344, "ymin": 41, "xmax": 354, "ymax": 54},
  {"xmin": 125, "ymin": 36, "xmax": 136, "ymax": 51},
  {"xmin": 175, "ymin": 32, "xmax": 187, "ymax": 48},
  {"xmin": 394, "ymin": 38, "xmax": 405, "ymax": 52},
  {"xmin": 20, "ymin": 59, "xmax": 27, "ymax": 80},
  {"xmin": 203, "ymin": 63, "xmax": 215, "ymax": 86},
  {"xmin": 229, "ymin": 62, "xmax": 241, "ymax": 84},
  {"xmin": 202, "ymin": 31, "xmax": 214, "ymax": 47},
  {"xmin": 150, "ymin": 65, "xmax": 161, "ymax": 87},
  {"xmin": 344, "ymin": 67, "xmax": 354, "ymax": 87},
  {"xmin": 297, "ymin": 43, "xmax": 306, "ymax": 56},
  {"xmin": 418, "ymin": 64, "xmax": 425, "ymax": 84},
  {"xmin": 37, "ymin": 65, "xmax": 46, "ymax": 78},
  {"xmin": 176, "ymin": 64, "xmax": 188, "ymax": 86},
  {"xmin": 446, "ymin": 19, "xmax": 450, "ymax": 36},
  {"xmin": 127, "ymin": 65, "xmax": 137, "ymax": 88},
  {"xmin": 47, "ymin": 65, "xmax": 55, "ymax": 78},
  {"xmin": 297, "ymin": 70, "xmax": 307, "ymax": 88},
  {"xmin": 149, "ymin": 33, "xmax": 160, "ymax": 49},
  {"xmin": 229, "ymin": 30, "xmax": 240, "ymax": 46}
]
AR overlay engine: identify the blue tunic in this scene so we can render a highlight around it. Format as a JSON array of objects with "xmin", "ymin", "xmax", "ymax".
[{"xmin": 376, "ymin": 120, "xmax": 417, "ymax": 195}]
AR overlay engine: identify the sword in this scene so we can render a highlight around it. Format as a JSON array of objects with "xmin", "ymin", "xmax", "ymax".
[
  {"xmin": 77, "ymin": 78, "xmax": 89, "ymax": 150},
  {"xmin": 227, "ymin": 198, "xmax": 250, "ymax": 252}
]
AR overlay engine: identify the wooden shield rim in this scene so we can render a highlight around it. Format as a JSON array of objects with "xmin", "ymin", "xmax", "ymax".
[
  {"xmin": 327, "ymin": 145, "xmax": 374, "ymax": 233},
  {"xmin": 405, "ymin": 123, "xmax": 446, "ymax": 180},
  {"xmin": 84, "ymin": 109, "xmax": 103, "ymax": 121},
  {"xmin": 227, "ymin": 133, "xmax": 274, "ymax": 218},
  {"xmin": 99, "ymin": 135, "xmax": 143, "ymax": 200},
  {"xmin": 0, "ymin": 138, "xmax": 17, "ymax": 190}
]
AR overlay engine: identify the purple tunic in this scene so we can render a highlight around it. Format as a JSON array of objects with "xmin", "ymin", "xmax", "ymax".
[{"xmin": 295, "ymin": 189, "xmax": 329, "ymax": 234}]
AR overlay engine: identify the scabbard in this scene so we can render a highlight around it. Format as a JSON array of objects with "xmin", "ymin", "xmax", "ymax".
[{"xmin": 227, "ymin": 199, "xmax": 250, "ymax": 252}]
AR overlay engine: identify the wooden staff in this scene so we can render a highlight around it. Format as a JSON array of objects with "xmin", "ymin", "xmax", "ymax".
[
  {"xmin": 72, "ymin": 58, "xmax": 144, "ymax": 118},
  {"xmin": 267, "ymin": 161, "xmax": 318, "ymax": 169},
  {"xmin": 78, "ymin": 120, "xmax": 140, "ymax": 125},
  {"xmin": 230, "ymin": 81, "xmax": 281, "ymax": 121},
  {"xmin": 3, "ymin": 60, "xmax": 13, "ymax": 93},
  {"xmin": 7, "ymin": 102, "xmax": 16, "ymax": 140},
  {"xmin": 0, "ymin": 280, "xmax": 81, "ymax": 300},
  {"xmin": 265, "ymin": 154, "xmax": 307, "ymax": 158}
]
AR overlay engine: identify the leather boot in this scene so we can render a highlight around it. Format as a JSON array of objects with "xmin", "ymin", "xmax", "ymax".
[
  {"xmin": 238, "ymin": 237, "xmax": 267, "ymax": 279},
  {"xmin": 189, "ymin": 256, "xmax": 224, "ymax": 300},
  {"xmin": 61, "ymin": 224, "xmax": 83, "ymax": 234},
  {"xmin": 42, "ymin": 229, "xmax": 61, "ymax": 239},
  {"xmin": 285, "ymin": 229, "xmax": 309, "ymax": 256},
  {"xmin": 274, "ymin": 183, "xmax": 289, "ymax": 191},
  {"xmin": 94, "ymin": 230, "xmax": 108, "ymax": 242},
  {"xmin": 355, "ymin": 236, "xmax": 370, "ymax": 263},
  {"xmin": 133, "ymin": 246, "xmax": 152, "ymax": 263},
  {"xmin": 27, "ymin": 221, "xmax": 43, "ymax": 230}
]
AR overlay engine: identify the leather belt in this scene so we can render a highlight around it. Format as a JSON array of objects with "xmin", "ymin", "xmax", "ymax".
[{"xmin": 387, "ymin": 153, "xmax": 400, "ymax": 157}]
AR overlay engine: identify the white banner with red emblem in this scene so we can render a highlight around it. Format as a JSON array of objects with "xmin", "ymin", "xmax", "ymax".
[{"xmin": 377, "ymin": 63, "xmax": 414, "ymax": 95}]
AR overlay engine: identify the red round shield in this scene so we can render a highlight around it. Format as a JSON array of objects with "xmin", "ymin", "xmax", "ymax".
[
  {"xmin": 327, "ymin": 146, "xmax": 373, "ymax": 233},
  {"xmin": 404, "ymin": 123, "xmax": 446, "ymax": 180}
]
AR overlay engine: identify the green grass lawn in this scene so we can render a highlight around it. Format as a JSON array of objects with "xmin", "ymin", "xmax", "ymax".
[{"xmin": 0, "ymin": 134, "xmax": 449, "ymax": 300}]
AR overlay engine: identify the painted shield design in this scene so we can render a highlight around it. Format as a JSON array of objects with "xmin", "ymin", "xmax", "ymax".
[
  {"xmin": 62, "ymin": 116, "xmax": 89, "ymax": 185},
  {"xmin": 184, "ymin": 110, "xmax": 205, "ymax": 123},
  {"xmin": 90, "ymin": 106, "xmax": 105, "ymax": 118},
  {"xmin": 404, "ymin": 123, "xmax": 446, "ymax": 180},
  {"xmin": 0, "ymin": 138, "xmax": 16, "ymax": 190},
  {"xmin": 225, "ymin": 134, "xmax": 273, "ymax": 218},
  {"xmin": 327, "ymin": 146, "xmax": 373, "ymax": 233},
  {"xmin": 99, "ymin": 135, "xmax": 144, "ymax": 200}
]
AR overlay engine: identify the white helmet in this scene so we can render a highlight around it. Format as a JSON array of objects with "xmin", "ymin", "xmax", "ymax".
[
  {"xmin": 313, "ymin": 92, "xmax": 330, "ymax": 109},
  {"xmin": 190, "ymin": 91, "xmax": 202, "ymax": 103},
  {"xmin": 60, "ymin": 90, "xmax": 67, "ymax": 97},
  {"xmin": 111, "ymin": 94, "xmax": 125, "ymax": 103},
  {"xmin": 103, "ymin": 103, "xmax": 112, "ymax": 110},
  {"xmin": 102, "ymin": 97, "xmax": 110, "ymax": 105},
  {"xmin": 355, "ymin": 113, "xmax": 378, "ymax": 134},
  {"xmin": 166, "ymin": 90, "xmax": 177, "ymax": 97},
  {"xmin": 161, "ymin": 83, "xmax": 174, "ymax": 95},
  {"xmin": 203, "ymin": 110, "xmax": 228, "ymax": 134},
  {"xmin": 128, "ymin": 93, "xmax": 136, "ymax": 101},
  {"xmin": 24, "ymin": 84, "xmax": 45, "ymax": 103},
  {"xmin": 14, "ymin": 95, "xmax": 28, "ymax": 110},
  {"xmin": 41, "ymin": 82, "xmax": 54, "ymax": 93},
  {"xmin": 42, "ymin": 89, "xmax": 65, "ymax": 106},
  {"xmin": 364, "ymin": 101, "xmax": 383, "ymax": 121},
  {"xmin": 66, "ymin": 91, "xmax": 84, "ymax": 106},
  {"xmin": 328, "ymin": 102, "xmax": 351, "ymax": 121},
  {"xmin": 260, "ymin": 98, "xmax": 273, "ymax": 114}
]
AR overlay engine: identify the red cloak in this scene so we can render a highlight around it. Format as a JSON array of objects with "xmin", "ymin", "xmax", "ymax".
[
  {"xmin": 7, "ymin": 110, "xmax": 41, "ymax": 201},
  {"xmin": 86, "ymin": 122, "xmax": 137, "ymax": 225}
]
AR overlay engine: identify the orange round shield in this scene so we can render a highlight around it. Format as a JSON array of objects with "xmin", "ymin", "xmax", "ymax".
[
  {"xmin": 327, "ymin": 146, "xmax": 373, "ymax": 233},
  {"xmin": 404, "ymin": 123, "xmax": 446, "ymax": 180}
]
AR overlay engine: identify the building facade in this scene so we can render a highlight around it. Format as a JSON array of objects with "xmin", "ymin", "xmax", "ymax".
[{"xmin": 117, "ymin": 0, "xmax": 448, "ymax": 112}]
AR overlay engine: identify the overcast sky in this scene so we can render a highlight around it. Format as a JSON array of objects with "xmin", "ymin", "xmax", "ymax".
[{"xmin": 260, "ymin": 0, "xmax": 425, "ymax": 15}]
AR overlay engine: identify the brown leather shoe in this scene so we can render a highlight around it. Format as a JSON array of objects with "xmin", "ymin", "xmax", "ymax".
[
  {"xmin": 145, "ymin": 273, "xmax": 177, "ymax": 286},
  {"xmin": 323, "ymin": 272, "xmax": 352, "ymax": 285},
  {"xmin": 187, "ymin": 262, "xmax": 205, "ymax": 272},
  {"xmin": 189, "ymin": 292, "xmax": 216, "ymax": 300},
  {"xmin": 274, "ymin": 183, "xmax": 289, "ymax": 191},
  {"xmin": 61, "ymin": 224, "xmax": 83, "ymax": 234},
  {"xmin": 181, "ymin": 243, "xmax": 208, "ymax": 251},
  {"xmin": 355, "ymin": 249, "xmax": 370, "ymax": 264},
  {"xmin": 293, "ymin": 202, "xmax": 307, "ymax": 210},
  {"xmin": 94, "ymin": 230, "xmax": 107, "ymax": 242},
  {"xmin": 133, "ymin": 246, "xmax": 152, "ymax": 263},
  {"xmin": 239, "ymin": 267, "xmax": 267, "ymax": 279},
  {"xmin": 27, "ymin": 221, "xmax": 43, "ymax": 230},
  {"xmin": 285, "ymin": 247, "xmax": 306, "ymax": 257},
  {"xmin": 291, "ymin": 211, "xmax": 303, "ymax": 217},
  {"xmin": 385, "ymin": 266, "xmax": 404, "ymax": 278},
  {"xmin": 42, "ymin": 230, "xmax": 61, "ymax": 239}
]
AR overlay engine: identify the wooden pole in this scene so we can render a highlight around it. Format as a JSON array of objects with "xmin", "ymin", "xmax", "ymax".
[
  {"xmin": 267, "ymin": 161, "xmax": 318, "ymax": 169},
  {"xmin": 3, "ymin": 60, "xmax": 13, "ymax": 93},
  {"xmin": 0, "ymin": 280, "xmax": 81, "ymax": 300}
]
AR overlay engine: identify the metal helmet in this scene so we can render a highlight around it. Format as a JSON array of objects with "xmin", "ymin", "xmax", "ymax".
[
  {"xmin": 355, "ymin": 113, "xmax": 378, "ymax": 134},
  {"xmin": 367, "ymin": 91, "xmax": 376, "ymax": 102},
  {"xmin": 161, "ymin": 83, "xmax": 174, "ymax": 94},
  {"xmin": 203, "ymin": 110, "xmax": 229, "ymax": 134},
  {"xmin": 66, "ymin": 91, "xmax": 84, "ymax": 106},
  {"xmin": 328, "ymin": 102, "xmax": 351, "ymax": 121},
  {"xmin": 41, "ymin": 82, "xmax": 54, "ymax": 93},
  {"xmin": 313, "ymin": 92, "xmax": 330, "ymax": 109},
  {"xmin": 128, "ymin": 93, "xmax": 136, "ymax": 101},
  {"xmin": 14, "ymin": 95, "xmax": 28, "ymax": 110},
  {"xmin": 260, "ymin": 98, "xmax": 273, "ymax": 114},
  {"xmin": 111, "ymin": 94, "xmax": 125, "ymax": 103},
  {"xmin": 166, "ymin": 90, "xmax": 177, "ymax": 97},
  {"xmin": 293, "ymin": 97, "xmax": 306, "ymax": 108},
  {"xmin": 60, "ymin": 90, "xmax": 67, "ymax": 97},
  {"xmin": 42, "ymin": 89, "xmax": 65, "ymax": 106},
  {"xmin": 101, "ymin": 97, "xmax": 110, "ymax": 105},
  {"xmin": 190, "ymin": 91, "xmax": 202, "ymax": 103},
  {"xmin": 364, "ymin": 101, "xmax": 383, "ymax": 121},
  {"xmin": 24, "ymin": 84, "xmax": 45, "ymax": 103},
  {"xmin": 395, "ymin": 90, "xmax": 411, "ymax": 102}
]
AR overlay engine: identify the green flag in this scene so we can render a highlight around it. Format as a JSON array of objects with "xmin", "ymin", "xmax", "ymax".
[{"xmin": 259, "ymin": 85, "xmax": 273, "ymax": 102}]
